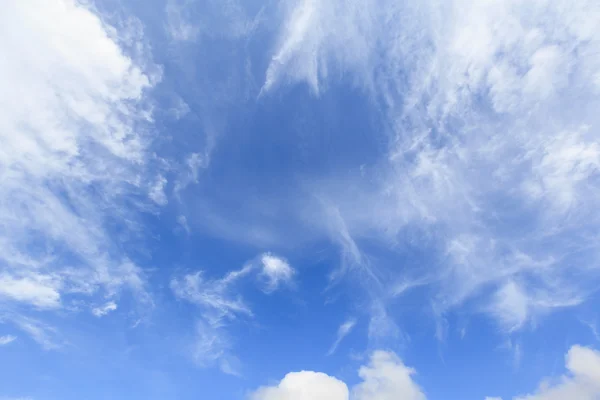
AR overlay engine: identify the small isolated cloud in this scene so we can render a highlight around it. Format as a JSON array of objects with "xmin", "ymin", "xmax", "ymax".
[
  {"xmin": 92, "ymin": 301, "xmax": 118, "ymax": 317},
  {"xmin": 259, "ymin": 253, "xmax": 295, "ymax": 293},
  {"xmin": 0, "ymin": 335, "xmax": 16, "ymax": 346},
  {"xmin": 249, "ymin": 350, "xmax": 425, "ymax": 400},
  {"xmin": 327, "ymin": 318, "xmax": 357, "ymax": 355}
]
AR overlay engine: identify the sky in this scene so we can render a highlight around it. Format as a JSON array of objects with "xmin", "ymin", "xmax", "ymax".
[{"xmin": 1, "ymin": 0, "xmax": 600, "ymax": 399}]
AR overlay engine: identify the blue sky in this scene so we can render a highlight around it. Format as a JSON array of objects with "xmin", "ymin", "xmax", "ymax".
[{"xmin": 2, "ymin": 0, "xmax": 600, "ymax": 399}]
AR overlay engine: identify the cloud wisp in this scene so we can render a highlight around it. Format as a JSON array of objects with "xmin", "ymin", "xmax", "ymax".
[
  {"xmin": 171, "ymin": 252, "xmax": 295, "ymax": 374},
  {"xmin": 327, "ymin": 318, "xmax": 357, "ymax": 356},
  {"xmin": 0, "ymin": 335, "xmax": 16, "ymax": 346},
  {"xmin": 0, "ymin": 0, "xmax": 160, "ymax": 343}
]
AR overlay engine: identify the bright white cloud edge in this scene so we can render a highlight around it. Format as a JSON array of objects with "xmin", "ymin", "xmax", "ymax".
[
  {"xmin": 0, "ymin": 0, "xmax": 158, "ymax": 344},
  {"xmin": 250, "ymin": 346, "xmax": 600, "ymax": 400}
]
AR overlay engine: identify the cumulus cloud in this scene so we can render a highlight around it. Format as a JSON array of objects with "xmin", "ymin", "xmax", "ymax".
[
  {"xmin": 489, "ymin": 345, "xmax": 600, "ymax": 400},
  {"xmin": 0, "ymin": 0, "xmax": 157, "ymax": 342},
  {"xmin": 252, "ymin": 346, "xmax": 600, "ymax": 400},
  {"xmin": 352, "ymin": 351, "xmax": 426, "ymax": 400},
  {"xmin": 264, "ymin": 0, "xmax": 600, "ymax": 333},
  {"xmin": 250, "ymin": 371, "xmax": 349, "ymax": 400},
  {"xmin": 249, "ymin": 350, "xmax": 425, "ymax": 400}
]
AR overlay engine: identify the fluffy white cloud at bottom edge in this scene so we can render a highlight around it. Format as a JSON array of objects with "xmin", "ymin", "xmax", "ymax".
[{"xmin": 249, "ymin": 346, "xmax": 600, "ymax": 400}]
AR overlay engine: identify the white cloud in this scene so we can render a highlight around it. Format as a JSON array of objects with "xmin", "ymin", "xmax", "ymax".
[
  {"xmin": 328, "ymin": 318, "xmax": 357, "ymax": 355},
  {"xmin": 0, "ymin": 0, "xmax": 157, "ymax": 341},
  {"xmin": 250, "ymin": 371, "xmax": 349, "ymax": 400},
  {"xmin": 0, "ymin": 335, "xmax": 16, "ymax": 346},
  {"xmin": 171, "ymin": 264, "xmax": 253, "ymax": 374},
  {"xmin": 0, "ymin": 275, "xmax": 61, "ymax": 309},
  {"xmin": 252, "ymin": 346, "xmax": 600, "ymax": 400},
  {"xmin": 249, "ymin": 350, "xmax": 425, "ymax": 400},
  {"xmin": 92, "ymin": 301, "xmax": 118, "ymax": 317},
  {"xmin": 352, "ymin": 351, "xmax": 426, "ymax": 400},
  {"xmin": 264, "ymin": 0, "xmax": 600, "ymax": 333},
  {"xmin": 489, "ymin": 345, "xmax": 600, "ymax": 400},
  {"xmin": 172, "ymin": 252, "xmax": 295, "ymax": 373},
  {"xmin": 11, "ymin": 316, "xmax": 61, "ymax": 350},
  {"xmin": 260, "ymin": 253, "xmax": 295, "ymax": 292},
  {"xmin": 149, "ymin": 175, "xmax": 168, "ymax": 206}
]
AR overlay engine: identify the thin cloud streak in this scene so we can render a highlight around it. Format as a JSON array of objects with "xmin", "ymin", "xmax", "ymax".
[{"xmin": 328, "ymin": 318, "xmax": 357, "ymax": 356}]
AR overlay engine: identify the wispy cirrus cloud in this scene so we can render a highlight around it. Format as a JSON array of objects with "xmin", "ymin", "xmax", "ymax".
[
  {"xmin": 263, "ymin": 0, "xmax": 600, "ymax": 335},
  {"xmin": 327, "ymin": 318, "xmax": 357, "ymax": 356},
  {"xmin": 91, "ymin": 301, "xmax": 118, "ymax": 318},
  {"xmin": 0, "ymin": 335, "xmax": 16, "ymax": 346},
  {"xmin": 8, "ymin": 315, "xmax": 62, "ymax": 351},
  {"xmin": 171, "ymin": 252, "xmax": 295, "ymax": 374},
  {"xmin": 0, "ymin": 0, "xmax": 160, "ymax": 343}
]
